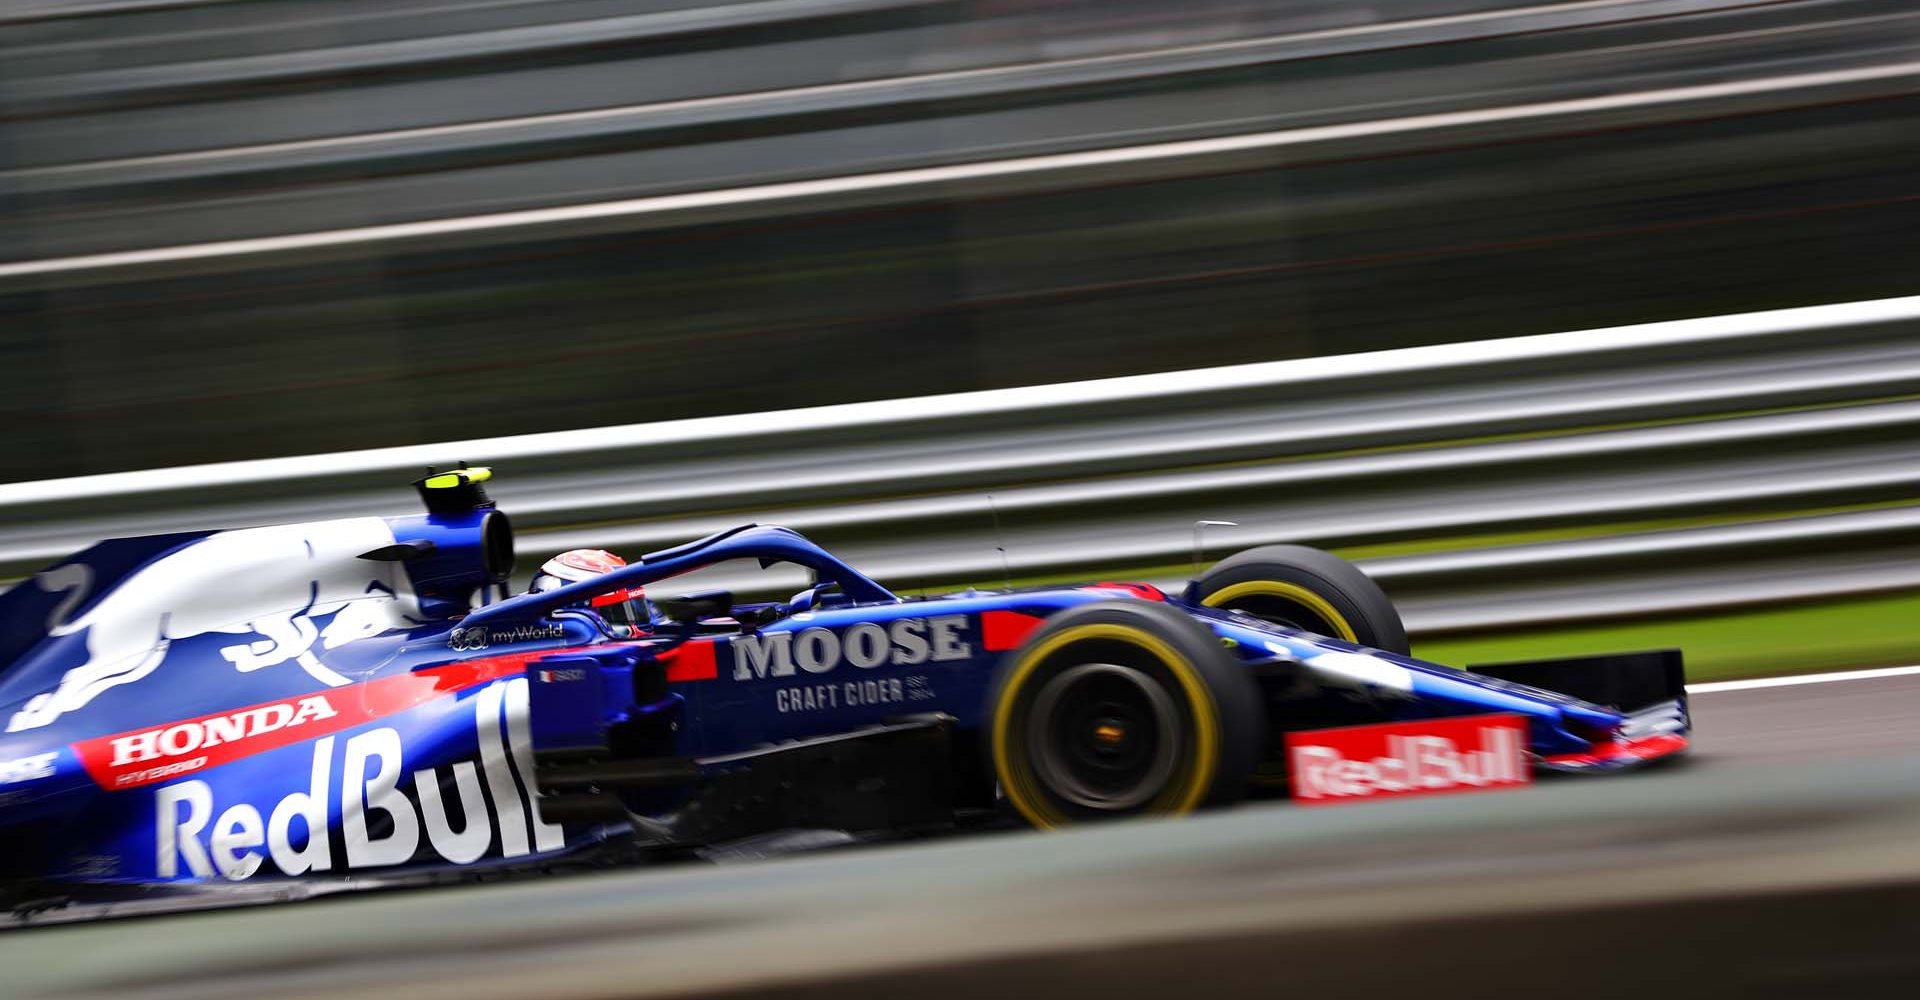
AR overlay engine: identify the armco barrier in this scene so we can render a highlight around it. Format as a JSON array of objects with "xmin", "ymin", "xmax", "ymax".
[{"xmin": 3, "ymin": 295, "xmax": 1917, "ymax": 633}]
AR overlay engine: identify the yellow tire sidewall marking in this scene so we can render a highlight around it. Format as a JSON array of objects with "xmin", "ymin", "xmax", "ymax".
[
  {"xmin": 1202, "ymin": 580, "xmax": 1358, "ymax": 643},
  {"xmin": 991, "ymin": 622, "xmax": 1221, "ymax": 829}
]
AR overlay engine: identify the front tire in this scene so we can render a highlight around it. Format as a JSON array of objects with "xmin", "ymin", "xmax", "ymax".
[
  {"xmin": 986, "ymin": 600, "xmax": 1264, "ymax": 828},
  {"xmin": 1193, "ymin": 544, "xmax": 1409, "ymax": 655}
]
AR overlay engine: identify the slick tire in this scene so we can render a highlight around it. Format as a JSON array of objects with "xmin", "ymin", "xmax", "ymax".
[
  {"xmin": 987, "ymin": 600, "xmax": 1264, "ymax": 828},
  {"xmin": 1193, "ymin": 544, "xmax": 1409, "ymax": 655}
]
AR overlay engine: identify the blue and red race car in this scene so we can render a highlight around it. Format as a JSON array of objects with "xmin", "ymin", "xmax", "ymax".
[{"xmin": 0, "ymin": 469, "xmax": 1687, "ymax": 914}]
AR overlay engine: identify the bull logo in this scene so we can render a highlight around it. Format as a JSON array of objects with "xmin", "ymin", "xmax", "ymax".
[{"xmin": 6, "ymin": 518, "xmax": 421, "ymax": 733}]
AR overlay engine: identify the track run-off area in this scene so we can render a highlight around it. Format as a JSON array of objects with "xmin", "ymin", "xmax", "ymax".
[{"xmin": 6, "ymin": 665, "xmax": 1920, "ymax": 999}]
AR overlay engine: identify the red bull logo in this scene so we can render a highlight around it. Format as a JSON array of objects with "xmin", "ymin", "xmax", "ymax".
[{"xmin": 1285, "ymin": 714, "xmax": 1530, "ymax": 804}]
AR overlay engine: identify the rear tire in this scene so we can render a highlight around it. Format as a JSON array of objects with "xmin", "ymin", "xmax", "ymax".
[
  {"xmin": 986, "ymin": 600, "xmax": 1264, "ymax": 828},
  {"xmin": 1193, "ymin": 544, "xmax": 1408, "ymax": 655}
]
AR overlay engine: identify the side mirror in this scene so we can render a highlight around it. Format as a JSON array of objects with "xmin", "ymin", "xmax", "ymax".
[
  {"xmin": 786, "ymin": 582, "xmax": 843, "ymax": 614},
  {"xmin": 661, "ymin": 589, "xmax": 732, "ymax": 623}
]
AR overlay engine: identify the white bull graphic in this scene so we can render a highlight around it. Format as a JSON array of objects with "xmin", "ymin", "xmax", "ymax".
[{"xmin": 6, "ymin": 518, "xmax": 421, "ymax": 733}]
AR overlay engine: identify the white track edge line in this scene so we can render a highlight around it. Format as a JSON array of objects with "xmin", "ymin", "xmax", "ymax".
[{"xmin": 1687, "ymin": 664, "xmax": 1920, "ymax": 694}]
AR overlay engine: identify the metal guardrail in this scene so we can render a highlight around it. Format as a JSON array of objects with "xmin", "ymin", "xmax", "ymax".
[
  {"xmin": 10, "ymin": 0, "xmax": 956, "ymax": 109},
  {"xmin": 10, "ymin": 52, "xmax": 1920, "ymax": 289},
  {"xmin": 3, "ymin": 0, "xmax": 1779, "ymax": 194},
  {"xmin": 2, "ymin": 295, "xmax": 1917, "ymax": 634},
  {"xmin": 20, "ymin": 0, "xmax": 1917, "ymax": 303}
]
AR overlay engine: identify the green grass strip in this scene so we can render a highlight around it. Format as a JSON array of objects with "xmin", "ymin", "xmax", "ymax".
[
  {"xmin": 1331, "ymin": 498, "xmax": 1920, "ymax": 561},
  {"xmin": 1414, "ymin": 590, "xmax": 1920, "ymax": 683}
]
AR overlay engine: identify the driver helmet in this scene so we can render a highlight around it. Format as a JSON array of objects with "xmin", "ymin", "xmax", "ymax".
[{"xmin": 529, "ymin": 548, "xmax": 651, "ymax": 630}]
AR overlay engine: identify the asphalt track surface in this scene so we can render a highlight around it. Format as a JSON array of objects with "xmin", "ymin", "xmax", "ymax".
[{"xmin": 5, "ymin": 667, "xmax": 1920, "ymax": 1000}]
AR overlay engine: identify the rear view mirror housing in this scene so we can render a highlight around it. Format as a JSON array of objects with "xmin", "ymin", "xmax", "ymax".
[{"xmin": 661, "ymin": 590, "xmax": 732, "ymax": 623}]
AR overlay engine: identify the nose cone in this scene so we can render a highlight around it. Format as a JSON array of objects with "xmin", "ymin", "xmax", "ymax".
[{"xmin": 1560, "ymin": 700, "xmax": 1626, "ymax": 734}]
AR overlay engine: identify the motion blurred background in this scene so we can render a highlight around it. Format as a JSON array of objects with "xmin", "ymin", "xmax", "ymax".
[{"xmin": 2, "ymin": 0, "xmax": 1917, "ymax": 678}]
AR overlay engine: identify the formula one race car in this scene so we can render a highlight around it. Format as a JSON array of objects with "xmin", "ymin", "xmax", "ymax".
[{"xmin": 0, "ymin": 470, "xmax": 1688, "ymax": 914}]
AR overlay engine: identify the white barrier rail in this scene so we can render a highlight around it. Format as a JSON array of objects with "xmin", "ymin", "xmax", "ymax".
[{"xmin": 2, "ymin": 295, "xmax": 1918, "ymax": 633}]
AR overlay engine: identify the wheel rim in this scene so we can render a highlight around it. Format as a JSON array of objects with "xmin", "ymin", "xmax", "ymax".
[
  {"xmin": 1025, "ymin": 662, "xmax": 1182, "ymax": 811},
  {"xmin": 1221, "ymin": 594, "xmax": 1329, "ymax": 633},
  {"xmin": 1202, "ymin": 581, "xmax": 1358, "ymax": 642}
]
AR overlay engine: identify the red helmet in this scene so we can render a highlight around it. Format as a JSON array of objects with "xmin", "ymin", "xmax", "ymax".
[{"xmin": 529, "ymin": 549, "xmax": 649, "ymax": 629}]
